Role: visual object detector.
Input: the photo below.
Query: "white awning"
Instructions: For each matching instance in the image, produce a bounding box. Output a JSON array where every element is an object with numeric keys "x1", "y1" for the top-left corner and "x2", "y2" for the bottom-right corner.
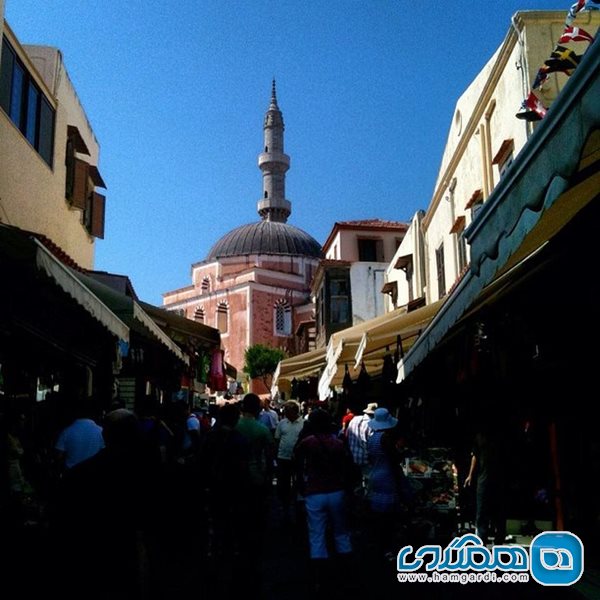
[
  {"x1": 272, "y1": 347, "x2": 327, "y2": 386},
  {"x1": 317, "y1": 300, "x2": 445, "y2": 399},
  {"x1": 35, "y1": 240, "x2": 129, "y2": 342}
]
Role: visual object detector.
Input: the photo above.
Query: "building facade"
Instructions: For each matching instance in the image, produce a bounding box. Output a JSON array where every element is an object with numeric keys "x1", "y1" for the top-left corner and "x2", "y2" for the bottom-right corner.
[
  {"x1": 385, "y1": 10, "x2": 599, "y2": 310},
  {"x1": 312, "y1": 219, "x2": 408, "y2": 349},
  {"x1": 0, "y1": 23, "x2": 107, "y2": 267},
  {"x1": 163, "y1": 83, "x2": 321, "y2": 391}
]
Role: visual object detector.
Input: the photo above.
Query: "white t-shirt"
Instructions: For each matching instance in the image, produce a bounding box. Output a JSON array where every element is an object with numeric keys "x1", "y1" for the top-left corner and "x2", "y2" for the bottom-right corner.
[
  {"x1": 275, "y1": 418, "x2": 304, "y2": 460},
  {"x1": 55, "y1": 418, "x2": 104, "y2": 468},
  {"x1": 182, "y1": 414, "x2": 201, "y2": 451}
]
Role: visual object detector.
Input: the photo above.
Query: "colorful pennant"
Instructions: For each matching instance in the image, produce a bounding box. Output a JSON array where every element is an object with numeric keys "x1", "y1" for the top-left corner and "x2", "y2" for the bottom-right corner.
[{"x1": 558, "y1": 26, "x2": 595, "y2": 44}]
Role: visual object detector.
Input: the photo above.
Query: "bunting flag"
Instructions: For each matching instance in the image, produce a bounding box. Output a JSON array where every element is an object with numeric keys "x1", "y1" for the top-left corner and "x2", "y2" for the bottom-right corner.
[
  {"x1": 532, "y1": 65, "x2": 550, "y2": 90},
  {"x1": 558, "y1": 26, "x2": 595, "y2": 44},
  {"x1": 544, "y1": 45, "x2": 581, "y2": 73},
  {"x1": 566, "y1": 0, "x2": 600, "y2": 24},
  {"x1": 517, "y1": 0, "x2": 598, "y2": 121},
  {"x1": 516, "y1": 92, "x2": 548, "y2": 121}
]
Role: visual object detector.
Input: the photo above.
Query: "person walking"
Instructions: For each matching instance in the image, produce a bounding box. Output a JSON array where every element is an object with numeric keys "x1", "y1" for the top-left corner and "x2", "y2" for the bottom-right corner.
[
  {"x1": 51, "y1": 409, "x2": 147, "y2": 599},
  {"x1": 346, "y1": 402, "x2": 378, "y2": 495},
  {"x1": 258, "y1": 398, "x2": 279, "y2": 435},
  {"x1": 54, "y1": 398, "x2": 104, "y2": 472},
  {"x1": 464, "y1": 424, "x2": 507, "y2": 545},
  {"x1": 274, "y1": 400, "x2": 304, "y2": 522},
  {"x1": 366, "y1": 407, "x2": 407, "y2": 560},
  {"x1": 235, "y1": 394, "x2": 274, "y2": 546},
  {"x1": 294, "y1": 408, "x2": 353, "y2": 592}
]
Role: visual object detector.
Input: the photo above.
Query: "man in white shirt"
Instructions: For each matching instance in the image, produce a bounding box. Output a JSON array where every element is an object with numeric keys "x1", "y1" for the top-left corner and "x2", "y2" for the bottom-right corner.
[
  {"x1": 274, "y1": 400, "x2": 304, "y2": 520},
  {"x1": 346, "y1": 402, "x2": 378, "y2": 493},
  {"x1": 55, "y1": 402, "x2": 104, "y2": 470}
]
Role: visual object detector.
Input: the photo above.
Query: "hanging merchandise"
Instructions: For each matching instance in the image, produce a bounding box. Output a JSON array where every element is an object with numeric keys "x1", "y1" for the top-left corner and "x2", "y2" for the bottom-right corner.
[
  {"x1": 356, "y1": 361, "x2": 371, "y2": 396},
  {"x1": 209, "y1": 348, "x2": 227, "y2": 391},
  {"x1": 196, "y1": 350, "x2": 210, "y2": 384},
  {"x1": 291, "y1": 377, "x2": 299, "y2": 399},
  {"x1": 381, "y1": 351, "x2": 398, "y2": 386},
  {"x1": 342, "y1": 364, "x2": 353, "y2": 395}
]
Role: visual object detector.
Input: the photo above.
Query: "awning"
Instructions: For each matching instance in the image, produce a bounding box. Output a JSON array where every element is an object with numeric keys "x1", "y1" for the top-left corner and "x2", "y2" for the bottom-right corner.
[
  {"x1": 400, "y1": 38, "x2": 600, "y2": 381},
  {"x1": 0, "y1": 225, "x2": 129, "y2": 342},
  {"x1": 139, "y1": 301, "x2": 220, "y2": 348},
  {"x1": 272, "y1": 347, "x2": 327, "y2": 389},
  {"x1": 317, "y1": 299, "x2": 445, "y2": 399},
  {"x1": 30, "y1": 238, "x2": 129, "y2": 342},
  {"x1": 71, "y1": 271, "x2": 187, "y2": 364}
]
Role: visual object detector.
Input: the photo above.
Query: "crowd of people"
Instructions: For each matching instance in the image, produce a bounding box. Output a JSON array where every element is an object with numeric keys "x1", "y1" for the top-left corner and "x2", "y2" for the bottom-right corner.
[{"x1": 0, "y1": 392, "x2": 426, "y2": 598}]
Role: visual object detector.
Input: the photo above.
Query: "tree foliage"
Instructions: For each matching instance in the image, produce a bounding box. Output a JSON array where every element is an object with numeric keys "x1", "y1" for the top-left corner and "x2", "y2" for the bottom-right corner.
[{"x1": 243, "y1": 344, "x2": 286, "y2": 384}]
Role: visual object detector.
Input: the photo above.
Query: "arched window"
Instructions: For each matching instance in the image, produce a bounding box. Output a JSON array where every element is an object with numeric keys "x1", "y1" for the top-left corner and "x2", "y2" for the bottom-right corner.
[
  {"x1": 217, "y1": 302, "x2": 228, "y2": 334},
  {"x1": 194, "y1": 306, "x2": 205, "y2": 323},
  {"x1": 201, "y1": 277, "x2": 210, "y2": 294},
  {"x1": 274, "y1": 299, "x2": 292, "y2": 336}
]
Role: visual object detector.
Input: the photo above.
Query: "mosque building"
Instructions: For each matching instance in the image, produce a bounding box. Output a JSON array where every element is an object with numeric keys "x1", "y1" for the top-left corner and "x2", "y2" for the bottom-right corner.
[{"x1": 162, "y1": 82, "x2": 321, "y2": 393}]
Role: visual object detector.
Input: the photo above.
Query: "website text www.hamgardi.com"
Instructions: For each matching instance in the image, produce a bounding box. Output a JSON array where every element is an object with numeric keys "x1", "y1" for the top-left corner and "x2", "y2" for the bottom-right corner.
[{"x1": 397, "y1": 572, "x2": 530, "y2": 584}]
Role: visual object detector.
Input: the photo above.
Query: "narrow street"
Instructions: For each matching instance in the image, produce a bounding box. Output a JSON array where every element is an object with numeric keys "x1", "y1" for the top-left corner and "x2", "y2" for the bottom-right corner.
[
  {"x1": 149, "y1": 482, "x2": 593, "y2": 600},
  {"x1": 3, "y1": 475, "x2": 597, "y2": 599}
]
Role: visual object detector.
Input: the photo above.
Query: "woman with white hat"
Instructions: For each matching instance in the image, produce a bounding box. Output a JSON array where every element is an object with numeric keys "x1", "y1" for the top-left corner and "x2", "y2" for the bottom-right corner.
[{"x1": 366, "y1": 407, "x2": 405, "y2": 559}]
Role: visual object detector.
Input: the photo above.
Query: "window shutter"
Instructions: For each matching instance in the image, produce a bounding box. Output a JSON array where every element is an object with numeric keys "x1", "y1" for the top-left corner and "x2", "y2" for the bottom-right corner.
[
  {"x1": 71, "y1": 158, "x2": 89, "y2": 209},
  {"x1": 90, "y1": 192, "x2": 106, "y2": 239}
]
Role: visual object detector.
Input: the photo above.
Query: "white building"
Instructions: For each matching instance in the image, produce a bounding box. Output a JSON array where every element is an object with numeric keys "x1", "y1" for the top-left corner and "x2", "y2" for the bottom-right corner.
[{"x1": 386, "y1": 9, "x2": 599, "y2": 309}]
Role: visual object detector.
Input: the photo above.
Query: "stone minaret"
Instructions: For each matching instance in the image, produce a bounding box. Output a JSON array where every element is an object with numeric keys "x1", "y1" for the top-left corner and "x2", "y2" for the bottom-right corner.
[{"x1": 257, "y1": 80, "x2": 291, "y2": 223}]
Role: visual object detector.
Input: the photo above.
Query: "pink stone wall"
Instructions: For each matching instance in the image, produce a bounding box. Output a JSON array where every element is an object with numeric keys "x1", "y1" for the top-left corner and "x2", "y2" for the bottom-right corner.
[{"x1": 164, "y1": 254, "x2": 318, "y2": 388}]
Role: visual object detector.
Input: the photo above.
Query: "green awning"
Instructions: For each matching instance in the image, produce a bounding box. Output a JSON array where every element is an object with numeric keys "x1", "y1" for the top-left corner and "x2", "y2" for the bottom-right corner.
[{"x1": 71, "y1": 270, "x2": 187, "y2": 364}]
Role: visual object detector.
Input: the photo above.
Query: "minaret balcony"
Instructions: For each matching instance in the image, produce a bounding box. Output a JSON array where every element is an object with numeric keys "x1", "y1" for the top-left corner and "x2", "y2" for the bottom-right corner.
[
  {"x1": 258, "y1": 152, "x2": 290, "y2": 169},
  {"x1": 257, "y1": 198, "x2": 291, "y2": 214}
]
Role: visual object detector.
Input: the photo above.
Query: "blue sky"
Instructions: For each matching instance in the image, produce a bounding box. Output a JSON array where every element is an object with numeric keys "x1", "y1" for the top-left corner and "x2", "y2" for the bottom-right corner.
[{"x1": 5, "y1": 0, "x2": 566, "y2": 305}]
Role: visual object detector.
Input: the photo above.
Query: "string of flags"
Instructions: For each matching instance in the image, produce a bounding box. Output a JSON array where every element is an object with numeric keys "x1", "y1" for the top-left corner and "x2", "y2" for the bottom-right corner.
[{"x1": 516, "y1": 0, "x2": 598, "y2": 121}]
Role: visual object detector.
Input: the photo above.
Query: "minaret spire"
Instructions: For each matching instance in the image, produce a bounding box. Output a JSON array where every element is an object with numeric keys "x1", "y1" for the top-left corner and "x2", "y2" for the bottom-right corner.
[
  {"x1": 257, "y1": 81, "x2": 291, "y2": 222},
  {"x1": 270, "y1": 79, "x2": 278, "y2": 109}
]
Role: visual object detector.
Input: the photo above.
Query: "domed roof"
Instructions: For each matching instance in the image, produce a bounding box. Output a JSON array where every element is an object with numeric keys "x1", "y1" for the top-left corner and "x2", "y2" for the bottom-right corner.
[{"x1": 207, "y1": 220, "x2": 321, "y2": 260}]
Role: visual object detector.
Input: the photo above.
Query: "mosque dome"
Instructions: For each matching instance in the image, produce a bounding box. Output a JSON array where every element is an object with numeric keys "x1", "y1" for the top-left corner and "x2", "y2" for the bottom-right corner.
[{"x1": 207, "y1": 220, "x2": 321, "y2": 260}]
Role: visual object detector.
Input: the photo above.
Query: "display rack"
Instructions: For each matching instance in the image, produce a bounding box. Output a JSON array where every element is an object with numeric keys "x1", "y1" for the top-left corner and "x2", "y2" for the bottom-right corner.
[{"x1": 403, "y1": 447, "x2": 459, "y2": 543}]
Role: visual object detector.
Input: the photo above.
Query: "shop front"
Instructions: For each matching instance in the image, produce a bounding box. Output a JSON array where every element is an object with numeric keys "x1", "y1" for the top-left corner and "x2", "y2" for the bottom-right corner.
[{"x1": 0, "y1": 224, "x2": 130, "y2": 554}]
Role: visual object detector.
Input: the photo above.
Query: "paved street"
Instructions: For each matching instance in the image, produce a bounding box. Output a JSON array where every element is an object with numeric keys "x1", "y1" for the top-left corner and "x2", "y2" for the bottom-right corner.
[{"x1": 152, "y1": 485, "x2": 595, "y2": 600}]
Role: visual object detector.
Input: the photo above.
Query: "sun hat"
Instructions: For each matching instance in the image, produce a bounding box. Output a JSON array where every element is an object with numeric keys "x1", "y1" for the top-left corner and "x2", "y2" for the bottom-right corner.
[
  {"x1": 367, "y1": 407, "x2": 398, "y2": 431},
  {"x1": 363, "y1": 402, "x2": 378, "y2": 416}
]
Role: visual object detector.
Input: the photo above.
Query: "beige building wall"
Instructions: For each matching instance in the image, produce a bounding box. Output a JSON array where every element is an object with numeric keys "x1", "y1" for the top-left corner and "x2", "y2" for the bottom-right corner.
[
  {"x1": 0, "y1": 24, "x2": 104, "y2": 269},
  {"x1": 385, "y1": 210, "x2": 426, "y2": 312},
  {"x1": 420, "y1": 11, "x2": 598, "y2": 305}
]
